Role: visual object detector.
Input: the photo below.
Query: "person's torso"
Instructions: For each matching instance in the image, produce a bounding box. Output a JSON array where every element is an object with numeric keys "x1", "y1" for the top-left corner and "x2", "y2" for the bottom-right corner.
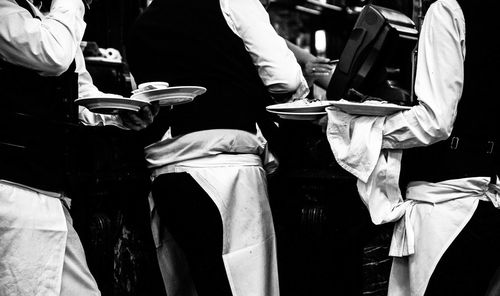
[
  {"x1": 400, "y1": 0, "x2": 499, "y2": 185},
  {"x1": 126, "y1": 0, "x2": 274, "y2": 137},
  {"x1": 0, "y1": 49, "x2": 80, "y2": 192}
]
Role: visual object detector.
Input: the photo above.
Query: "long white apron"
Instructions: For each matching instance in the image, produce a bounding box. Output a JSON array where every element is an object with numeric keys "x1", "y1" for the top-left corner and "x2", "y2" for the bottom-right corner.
[
  {"x1": 146, "y1": 129, "x2": 279, "y2": 296},
  {"x1": 388, "y1": 177, "x2": 500, "y2": 296},
  {"x1": 0, "y1": 180, "x2": 68, "y2": 296},
  {"x1": 325, "y1": 107, "x2": 500, "y2": 296}
]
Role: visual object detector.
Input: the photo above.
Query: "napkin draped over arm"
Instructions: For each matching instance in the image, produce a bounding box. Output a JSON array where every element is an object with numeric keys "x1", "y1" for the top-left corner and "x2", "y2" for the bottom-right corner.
[{"x1": 326, "y1": 107, "x2": 413, "y2": 253}]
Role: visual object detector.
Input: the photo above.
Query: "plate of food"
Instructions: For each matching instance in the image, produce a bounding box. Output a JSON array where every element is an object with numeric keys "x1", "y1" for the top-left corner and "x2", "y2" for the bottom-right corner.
[
  {"x1": 267, "y1": 110, "x2": 327, "y2": 121},
  {"x1": 266, "y1": 99, "x2": 334, "y2": 113},
  {"x1": 75, "y1": 95, "x2": 150, "y2": 114},
  {"x1": 131, "y1": 86, "x2": 207, "y2": 107},
  {"x1": 328, "y1": 99, "x2": 411, "y2": 116}
]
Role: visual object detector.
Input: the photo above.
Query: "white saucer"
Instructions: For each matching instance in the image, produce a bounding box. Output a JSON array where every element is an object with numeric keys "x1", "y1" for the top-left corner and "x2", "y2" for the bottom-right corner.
[
  {"x1": 75, "y1": 96, "x2": 150, "y2": 114},
  {"x1": 131, "y1": 86, "x2": 206, "y2": 107},
  {"x1": 328, "y1": 100, "x2": 411, "y2": 116}
]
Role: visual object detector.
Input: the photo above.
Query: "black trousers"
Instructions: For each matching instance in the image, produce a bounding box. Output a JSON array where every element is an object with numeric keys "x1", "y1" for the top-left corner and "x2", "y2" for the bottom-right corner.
[
  {"x1": 152, "y1": 172, "x2": 233, "y2": 296},
  {"x1": 425, "y1": 201, "x2": 500, "y2": 296}
]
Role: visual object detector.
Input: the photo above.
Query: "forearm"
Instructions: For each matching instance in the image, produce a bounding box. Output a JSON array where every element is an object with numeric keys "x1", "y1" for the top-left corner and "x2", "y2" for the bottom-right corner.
[{"x1": 285, "y1": 40, "x2": 315, "y2": 68}]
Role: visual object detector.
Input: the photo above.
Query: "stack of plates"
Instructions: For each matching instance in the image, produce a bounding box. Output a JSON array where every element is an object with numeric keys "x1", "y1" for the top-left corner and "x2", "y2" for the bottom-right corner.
[
  {"x1": 266, "y1": 100, "x2": 333, "y2": 121},
  {"x1": 76, "y1": 83, "x2": 207, "y2": 115},
  {"x1": 75, "y1": 95, "x2": 150, "y2": 115}
]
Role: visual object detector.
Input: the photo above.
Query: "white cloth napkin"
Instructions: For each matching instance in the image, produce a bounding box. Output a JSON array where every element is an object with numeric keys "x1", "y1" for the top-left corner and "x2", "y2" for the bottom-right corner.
[
  {"x1": 326, "y1": 107, "x2": 383, "y2": 182},
  {"x1": 326, "y1": 107, "x2": 409, "y2": 224}
]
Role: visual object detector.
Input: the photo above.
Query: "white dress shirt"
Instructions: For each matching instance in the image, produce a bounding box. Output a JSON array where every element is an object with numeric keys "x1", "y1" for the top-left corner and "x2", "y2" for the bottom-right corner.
[
  {"x1": 0, "y1": 0, "x2": 126, "y2": 127},
  {"x1": 0, "y1": 0, "x2": 86, "y2": 76},
  {"x1": 381, "y1": 0, "x2": 465, "y2": 149},
  {"x1": 220, "y1": 0, "x2": 307, "y2": 95}
]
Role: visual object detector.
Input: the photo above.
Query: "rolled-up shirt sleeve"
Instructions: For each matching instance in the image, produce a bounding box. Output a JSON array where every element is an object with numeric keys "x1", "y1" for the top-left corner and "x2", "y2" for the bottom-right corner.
[
  {"x1": 220, "y1": 0, "x2": 304, "y2": 94},
  {"x1": 0, "y1": 0, "x2": 86, "y2": 76},
  {"x1": 381, "y1": 1, "x2": 465, "y2": 150},
  {"x1": 75, "y1": 48, "x2": 127, "y2": 128}
]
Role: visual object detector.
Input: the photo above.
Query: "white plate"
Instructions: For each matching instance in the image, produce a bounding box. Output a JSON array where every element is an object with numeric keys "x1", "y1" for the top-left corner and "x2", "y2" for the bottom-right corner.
[
  {"x1": 75, "y1": 96, "x2": 150, "y2": 114},
  {"x1": 267, "y1": 110, "x2": 327, "y2": 121},
  {"x1": 131, "y1": 86, "x2": 206, "y2": 107},
  {"x1": 266, "y1": 100, "x2": 334, "y2": 113},
  {"x1": 328, "y1": 100, "x2": 411, "y2": 116}
]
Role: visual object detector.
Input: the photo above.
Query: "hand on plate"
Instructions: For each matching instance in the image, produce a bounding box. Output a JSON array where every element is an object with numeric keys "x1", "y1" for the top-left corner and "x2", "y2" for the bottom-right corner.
[{"x1": 119, "y1": 102, "x2": 160, "y2": 131}]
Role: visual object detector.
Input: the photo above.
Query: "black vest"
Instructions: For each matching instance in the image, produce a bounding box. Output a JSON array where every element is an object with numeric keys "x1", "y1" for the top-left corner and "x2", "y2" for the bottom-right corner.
[
  {"x1": 126, "y1": 0, "x2": 275, "y2": 139},
  {"x1": 400, "y1": 0, "x2": 499, "y2": 184},
  {"x1": 0, "y1": 2, "x2": 150, "y2": 194},
  {"x1": 0, "y1": 58, "x2": 81, "y2": 192}
]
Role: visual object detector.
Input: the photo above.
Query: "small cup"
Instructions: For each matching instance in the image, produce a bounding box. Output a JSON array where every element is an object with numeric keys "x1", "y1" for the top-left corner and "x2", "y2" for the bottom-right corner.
[
  {"x1": 138, "y1": 81, "x2": 169, "y2": 90},
  {"x1": 132, "y1": 81, "x2": 170, "y2": 95}
]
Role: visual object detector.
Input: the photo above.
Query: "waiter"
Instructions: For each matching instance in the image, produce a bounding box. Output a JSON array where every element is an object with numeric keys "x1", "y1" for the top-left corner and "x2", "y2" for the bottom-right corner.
[
  {"x1": 326, "y1": 0, "x2": 499, "y2": 295},
  {"x1": 392, "y1": 0, "x2": 500, "y2": 295},
  {"x1": 0, "y1": 0, "x2": 156, "y2": 295},
  {"x1": 126, "y1": 0, "x2": 308, "y2": 295}
]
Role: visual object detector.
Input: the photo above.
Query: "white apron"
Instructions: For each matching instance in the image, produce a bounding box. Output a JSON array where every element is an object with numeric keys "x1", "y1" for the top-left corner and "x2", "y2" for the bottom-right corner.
[
  {"x1": 0, "y1": 180, "x2": 68, "y2": 296},
  {"x1": 388, "y1": 177, "x2": 500, "y2": 296},
  {"x1": 146, "y1": 129, "x2": 279, "y2": 296},
  {"x1": 325, "y1": 108, "x2": 500, "y2": 296}
]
